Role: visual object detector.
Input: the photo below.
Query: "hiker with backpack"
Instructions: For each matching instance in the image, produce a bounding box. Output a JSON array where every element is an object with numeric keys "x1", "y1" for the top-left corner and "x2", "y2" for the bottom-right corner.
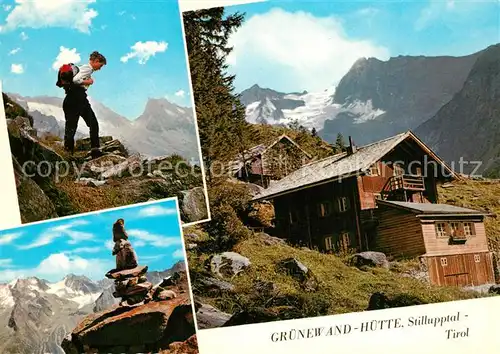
[{"x1": 56, "y1": 51, "x2": 107, "y2": 159}]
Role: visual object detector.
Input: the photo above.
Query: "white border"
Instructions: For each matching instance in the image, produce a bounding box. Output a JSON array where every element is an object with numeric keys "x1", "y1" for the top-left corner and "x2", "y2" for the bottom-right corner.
[
  {"x1": 0, "y1": 81, "x2": 22, "y2": 229},
  {"x1": 177, "y1": 3, "x2": 212, "y2": 228}
]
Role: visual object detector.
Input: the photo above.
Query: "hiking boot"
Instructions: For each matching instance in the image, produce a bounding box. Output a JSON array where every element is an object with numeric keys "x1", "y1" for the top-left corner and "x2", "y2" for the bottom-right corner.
[{"x1": 90, "y1": 148, "x2": 104, "y2": 159}]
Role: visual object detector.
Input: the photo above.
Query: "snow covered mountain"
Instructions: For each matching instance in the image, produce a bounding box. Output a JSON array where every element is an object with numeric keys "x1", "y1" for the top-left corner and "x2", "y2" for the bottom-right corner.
[
  {"x1": 239, "y1": 50, "x2": 483, "y2": 146},
  {"x1": 6, "y1": 93, "x2": 200, "y2": 161},
  {"x1": 239, "y1": 84, "x2": 337, "y2": 130},
  {"x1": 0, "y1": 260, "x2": 186, "y2": 353}
]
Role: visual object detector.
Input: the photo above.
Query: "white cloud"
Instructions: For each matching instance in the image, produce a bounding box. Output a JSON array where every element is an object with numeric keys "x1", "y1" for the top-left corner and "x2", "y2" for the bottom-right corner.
[
  {"x1": 105, "y1": 240, "x2": 114, "y2": 250},
  {"x1": 66, "y1": 246, "x2": 102, "y2": 254},
  {"x1": 3, "y1": 5, "x2": 12, "y2": 12},
  {"x1": 20, "y1": 31, "x2": 28, "y2": 40},
  {"x1": 18, "y1": 219, "x2": 93, "y2": 250},
  {"x1": 175, "y1": 90, "x2": 185, "y2": 98},
  {"x1": 172, "y1": 249, "x2": 184, "y2": 259},
  {"x1": 8, "y1": 47, "x2": 20, "y2": 55},
  {"x1": 52, "y1": 46, "x2": 81, "y2": 71},
  {"x1": 226, "y1": 8, "x2": 390, "y2": 91},
  {"x1": 0, "y1": 253, "x2": 112, "y2": 283},
  {"x1": 415, "y1": 0, "x2": 491, "y2": 30},
  {"x1": 0, "y1": 259, "x2": 14, "y2": 268},
  {"x1": 127, "y1": 229, "x2": 182, "y2": 248},
  {"x1": 120, "y1": 41, "x2": 168, "y2": 64},
  {"x1": 138, "y1": 205, "x2": 177, "y2": 217},
  {"x1": 0, "y1": 232, "x2": 22, "y2": 245},
  {"x1": 11, "y1": 63, "x2": 24, "y2": 74},
  {"x1": 0, "y1": 0, "x2": 98, "y2": 33},
  {"x1": 118, "y1": 11, "x2": 126, "y2": 16}
]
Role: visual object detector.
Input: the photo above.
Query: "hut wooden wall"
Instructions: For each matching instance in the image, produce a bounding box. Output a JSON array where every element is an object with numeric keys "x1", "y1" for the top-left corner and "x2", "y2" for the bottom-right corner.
[
  {"x1": 425, "y1": 252, "x2": 495, "y2": 286},
  {"x1": 373, "y1": 206, "x2": 426, "y2": 257},
  {"x1": 421, "y1": 218, "x2": 489, "y2": 256}
]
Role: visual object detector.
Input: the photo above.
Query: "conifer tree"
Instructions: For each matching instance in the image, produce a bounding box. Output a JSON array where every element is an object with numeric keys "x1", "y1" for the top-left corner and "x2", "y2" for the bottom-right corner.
[
  {"x1": 183, "y1": 8, "x2": 253, "y2": 180},
  {"x1": 335, "y1": 132, "x2": 346, "y2": 152}
]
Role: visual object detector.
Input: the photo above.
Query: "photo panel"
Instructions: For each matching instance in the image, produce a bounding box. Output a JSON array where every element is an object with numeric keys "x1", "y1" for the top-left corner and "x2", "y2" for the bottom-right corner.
[
  {"x1": 178, "y1": 0, "x2": 500, "y2": 352},
  {"x1": 0, "y1": 197, "x2": 200, "y2": 353},
  {"x1": 0, "y1": 0, "x2": 210, "y2": 229}
]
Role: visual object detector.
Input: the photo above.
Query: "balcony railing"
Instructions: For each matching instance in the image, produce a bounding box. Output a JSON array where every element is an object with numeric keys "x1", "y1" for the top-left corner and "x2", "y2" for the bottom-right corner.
[{"x1": 381, "y1": 174, "x2": 425, "y2": 197}]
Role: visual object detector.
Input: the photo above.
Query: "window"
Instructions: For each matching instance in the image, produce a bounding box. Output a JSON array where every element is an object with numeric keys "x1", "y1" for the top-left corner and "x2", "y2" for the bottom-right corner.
[
  {"x1": 435, "y1": 222, "x2": 448, "y2": 238},
  {"x1": 450, "y1": 222, "x2": 461, "y2": 236},
  {"x1": 440, "y1": 257, "x2": 448, "y2": 266},
  {"x1": 337, "y1": 197, "x2": 349, "y2": 212},
  {"x1": 317, "y1": 201, "x2": 332, "y2": 217},
  {"x1": 474, "y1": 254, "x2": 481, "y2": 263},
  {"x1": 369, "y1": 163, "x2": 380, "y2": 176},
  {"x1": 325, "y1": 236, "x2": 333, "y2": 251},
  {"x1": 463, "y1": 222, "x2": 475, "y2": 237}
]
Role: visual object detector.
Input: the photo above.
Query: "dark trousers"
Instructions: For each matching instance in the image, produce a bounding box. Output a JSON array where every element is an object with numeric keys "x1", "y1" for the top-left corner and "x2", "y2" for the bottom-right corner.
[{"x1": 63, "y1": 87, "x2": 100, "y2": 151}]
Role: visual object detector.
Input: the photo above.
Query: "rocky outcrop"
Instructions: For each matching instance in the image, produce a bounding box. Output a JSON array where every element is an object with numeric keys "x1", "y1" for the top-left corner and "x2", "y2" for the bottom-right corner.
[
  {"x1": 181, "y1": 186, "x2": 209, "y2": 222},
  {"x1": 350, "y1": 251, "x2": 390, "y2": 269},
  {"x1": 366, "y1": 292, "x2": 428, "y2": 310},
  {"x1": 61, "y1": 295, "x2": 197, "y2": 353},
  {"x1": 207, "y1": 252, "x2": 251, "y2": 278},
  {"x1": 279, "y1": 257, "x2": 319, "y2": 292},
  {"x1": 195, "y1": 302, "x2": 232, "y2": 330}
]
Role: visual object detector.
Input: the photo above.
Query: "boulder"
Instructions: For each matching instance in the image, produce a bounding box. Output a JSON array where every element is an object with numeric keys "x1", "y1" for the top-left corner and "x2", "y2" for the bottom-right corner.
[
  {"x1": 253, "y1": 280, "x2": 277, "y2": 296},
  {"x1": 75, "y1": 177, "x2": 106, "y2": 187},
  {"x1": 367, "y1": 292, "x2": 428, "y2": 310},
  {"x1": 258, "y1": 233, "x2": 286, "y2": 246},
  {"x1": 488, "y1": 284, "x2": 500, "y2": 295},
  {"x1": 160, "y1": 334, "x2": 198, "y2": 354},
  {"x1": 12, "y1": 156, "x2": 58, "y2": 223},
  {"x1": 100, "y1": 154, "x2": 143, "y2": 179},
  {"x1": 350, "y1": 251, "x2": 390, "y2": 269},
  {"x1": 65, "y1": 295, "x2": 195, "y2": 351},
  {"x1": 194, "y1": 276, "x2": 235, "y2": 295},
  {"x1": 278, "y1": 257, "x2": 319, "y2": 292},
  {"x1": 207, "y1": 252, "x2": 251, "y2": 278},
  {"x1": 105, "y1": 265, "x2": 148, "y2": 280},
  {"x1": 113, "y1": 282, "x2": 153, "y2": 297},
  {"x1": 84, "y1": 154, "x2": 127, "y2": 175},
  {"x1": 222, "y1": 308, "x2": 282, "y2": 327},
  {"x1": 155, "y1": 290, "x2": 177, "y2": 301},
  {"x1": 181, "y1": 187, "x2": 208, "y2": 222},
  {"x1": 195, "y1": 303, "x2": 232, "y2": 330}
]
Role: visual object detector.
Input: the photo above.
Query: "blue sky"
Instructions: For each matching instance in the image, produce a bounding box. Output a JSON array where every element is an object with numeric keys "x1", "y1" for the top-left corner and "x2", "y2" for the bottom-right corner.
[
  {"x1": 0, "y1": 0, "x2": 193, "y2": 119},
  {"x1": 222, "y1": 0, "x2": 500, "y2": 93},
  {"x1": 0, "y1": 199, "x2": 186, "y2": 283}
]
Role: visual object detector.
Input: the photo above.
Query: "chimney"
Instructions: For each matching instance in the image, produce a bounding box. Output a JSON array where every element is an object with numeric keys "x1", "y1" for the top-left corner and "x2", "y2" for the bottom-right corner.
[{"x1": 347, "y1": 136, "x2": 357, "y2": 155}]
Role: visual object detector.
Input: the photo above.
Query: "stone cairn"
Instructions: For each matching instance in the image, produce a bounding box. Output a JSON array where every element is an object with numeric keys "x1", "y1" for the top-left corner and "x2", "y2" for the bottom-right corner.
[{"x1": 105, "y1": 218, "x2": 153, "y2": 306}]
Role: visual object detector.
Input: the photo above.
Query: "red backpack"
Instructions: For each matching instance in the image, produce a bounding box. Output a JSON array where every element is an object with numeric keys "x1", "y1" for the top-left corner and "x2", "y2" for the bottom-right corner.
[{"x1": 56, "y1": 63, "x2": 79, "y2": 88}]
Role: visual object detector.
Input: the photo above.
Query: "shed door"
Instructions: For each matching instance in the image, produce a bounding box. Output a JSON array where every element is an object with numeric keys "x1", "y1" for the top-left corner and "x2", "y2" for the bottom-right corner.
[{"x1": 440, "y1": 255, "x2": 471, "y2": 287}]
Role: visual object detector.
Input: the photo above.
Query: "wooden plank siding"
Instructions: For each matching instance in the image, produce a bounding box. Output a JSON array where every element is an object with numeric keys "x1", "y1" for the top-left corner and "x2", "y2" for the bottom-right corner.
[
  {"x1": 420, "y1": 219, "x2": 489, "y2": 256},
  {"x1": 272, "y1": 177, "x2": 361, "y2": 252},
  {"x1": 373, "y1": 206, "x2": 426, "y2": 257},
  {"x1": 426, "y1": 252, "x2": 495, "y2": 286}
]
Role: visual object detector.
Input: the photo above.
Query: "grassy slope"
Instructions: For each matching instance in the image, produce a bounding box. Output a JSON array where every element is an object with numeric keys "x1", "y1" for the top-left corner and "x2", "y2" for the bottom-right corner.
[
  {"x1": 186, "y1": 232, "x2": 484, "y2": 318},
  {"x1": 186, "y1": 178, "x2": 500, "y2": 318}
]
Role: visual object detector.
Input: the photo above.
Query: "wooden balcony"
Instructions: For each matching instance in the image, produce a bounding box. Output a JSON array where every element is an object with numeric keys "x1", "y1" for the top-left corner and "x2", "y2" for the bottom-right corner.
[{"x1": 380, "y1": 174, "x2": 425, "y2": 200}]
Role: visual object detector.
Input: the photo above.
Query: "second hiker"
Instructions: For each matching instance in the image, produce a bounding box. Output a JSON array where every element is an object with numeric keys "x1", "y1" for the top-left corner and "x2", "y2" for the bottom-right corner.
[{"x1": 58, "y1": 51, "x2": 107, "y2": 158}]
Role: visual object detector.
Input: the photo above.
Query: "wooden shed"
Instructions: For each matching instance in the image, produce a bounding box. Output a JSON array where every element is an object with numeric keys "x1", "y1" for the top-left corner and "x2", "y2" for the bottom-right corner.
[{"x1": 375, "y1": 200, "x2": 495, "y2": 287}]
